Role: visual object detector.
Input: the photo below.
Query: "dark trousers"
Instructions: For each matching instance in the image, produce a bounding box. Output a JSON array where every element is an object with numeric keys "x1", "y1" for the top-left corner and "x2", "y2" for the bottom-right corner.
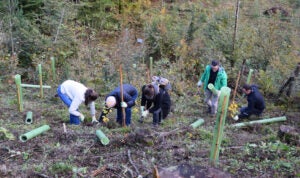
[
  {"x1": 238, "y1": 107, "x2": 264, "y2": 119},
  {"x1": 116, "y1": 92, "x2": 138, "y2": 126},
  {"x1": 116, "y1": 107, "x2": 132, "y2": 126},
  {"x1": 152, "y1": 107, "x2": 170, "y2": 125}
]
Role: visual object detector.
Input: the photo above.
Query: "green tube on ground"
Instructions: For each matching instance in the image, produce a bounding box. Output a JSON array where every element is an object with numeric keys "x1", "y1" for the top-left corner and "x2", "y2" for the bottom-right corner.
[
  {"x1": 15, "y1": 74, "x2": 23, "y2": 112},
  {"x1": 96, "y1": 130, "x2": 110, "y2": 145},
  {"x1": 25, "y1": 111, "x2": 33, "y2": 124},
  {"x1": 231, "y1": 116, "x2": 287, "y2": 128},
  {"x1": 208, "y1": 83, "x2": 218, "y2": 95},
  {"x1": 19, "y1": 125, "x2": 50, "y2": 142},
  {"x1": 190, "y1": 119, "x2": 205, "y2": 129}
]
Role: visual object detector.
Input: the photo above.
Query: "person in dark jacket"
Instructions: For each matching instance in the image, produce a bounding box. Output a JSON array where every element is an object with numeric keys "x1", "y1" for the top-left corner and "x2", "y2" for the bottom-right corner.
[
  {"x1": 234, "y1": 84, "x2": 265, "y2": 120},
  {"x1": 140, "y1": 83, "x2": 171, "y2": 126},
  {"x1": 98, "y1": 84, "x2": 138, "y2": 126}
]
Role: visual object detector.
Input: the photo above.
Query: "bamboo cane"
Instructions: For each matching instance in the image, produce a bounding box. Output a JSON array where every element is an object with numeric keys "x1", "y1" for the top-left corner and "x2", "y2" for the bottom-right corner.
[{"x1": 119, "y1": 65, "x2": 126, "y2": 127}]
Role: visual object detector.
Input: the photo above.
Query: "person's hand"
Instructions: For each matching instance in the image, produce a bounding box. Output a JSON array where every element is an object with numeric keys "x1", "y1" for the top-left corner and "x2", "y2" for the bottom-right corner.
[
  {"x1": 197, "y1": 81, "x2": 202, "y2": 87},
  {"x1": 233, "y1": 115, "x2": 239, "y2": 121},
  {"x1": 79, "y1": 113, "x2": 85, "y2": 121},
  {"x1": 142, "y1": 110, "x2": 149, "y2": 117},
  {"x1": 140, "y1": 106, "x2": 145, "y2": 113},
  {"x1": 91, "y1": 116, "x2": 99, "y2": 123},
  {"x1": 121, "y1": 102, "x2": 127, "y2": 108}
]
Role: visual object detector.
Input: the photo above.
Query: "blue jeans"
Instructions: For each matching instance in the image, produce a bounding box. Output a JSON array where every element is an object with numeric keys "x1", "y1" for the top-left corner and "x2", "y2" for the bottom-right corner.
[
  {"x1": 116, "y1": 92, "x2": 138, "y2": 126},
  {"x1": 57, "y1": 85, "x2": 80, "y2": 125}
]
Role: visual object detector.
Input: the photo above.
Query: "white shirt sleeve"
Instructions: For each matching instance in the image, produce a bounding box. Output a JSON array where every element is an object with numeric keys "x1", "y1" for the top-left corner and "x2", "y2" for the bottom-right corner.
[{"x1": 68, "y1": 97, "x2": 82, "y2": 116}]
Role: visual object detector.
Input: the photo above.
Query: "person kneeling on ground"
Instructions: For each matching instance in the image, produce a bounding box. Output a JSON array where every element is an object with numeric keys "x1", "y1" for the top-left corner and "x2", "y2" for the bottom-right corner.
[
  {"x1": 234, "y1": 84, "x2": 265, "y2": 121},
  {"x1": 140, "y1": 80, "x2": 171, "y2": 127},
  {"x1": 98, "y1": 84, "x2": 138, "y2": 126},
  {"x1": 57, "y1": 80, "x2": 99, "y2": 125}
]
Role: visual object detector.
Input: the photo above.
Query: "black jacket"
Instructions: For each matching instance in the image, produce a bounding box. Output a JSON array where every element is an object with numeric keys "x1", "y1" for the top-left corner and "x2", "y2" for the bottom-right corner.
[
  {"x1": 141, "y1": 85, "x2": 171, "y2": 113},
  {"x1": 245, "y1": 85, "x2": 265, "y2": 114}
]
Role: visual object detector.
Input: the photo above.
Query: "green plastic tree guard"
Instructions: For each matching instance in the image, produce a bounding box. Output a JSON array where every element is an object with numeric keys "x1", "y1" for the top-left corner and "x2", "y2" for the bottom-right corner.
[
  {"x1": 96, "y1": 129, "x2": 110, "y2": 145},
  {"x1": 208, "y1": 84, "x2": 219, "y2": 95},
  {"x1": 246, "y1": 69, "x2": 253, "y2": 84},
  {"x1": 15, "y1": 74, "x2": 23, "y2": 112},
  {"x1": 231, "y1": 116, "x2": 287, "y2": 128},
  {"x1": 25, "y1": 111, "x2": 33, "y2": 124},
  {"x1": 210, "y1": 86, "x2": 231, "y2": 165},
  {"x1": 20, "y1": 84, "x2": 51, "y2": 88},
  {"x1": 190, "y1": 119, "x2": 205, "y2": 129},
  {"x1": 51, "y1": 57, "x2": 56, "y2": 81},
  {"x1": 19, "y1": 125, "x2": 50, "y2": 142},
  {"x1": 38, "y1": 64, "x2": 43, "y2": 98}
]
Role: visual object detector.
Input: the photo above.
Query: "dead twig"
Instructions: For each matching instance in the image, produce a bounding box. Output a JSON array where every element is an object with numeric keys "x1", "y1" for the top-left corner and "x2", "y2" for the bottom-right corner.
[
  {"x1": 33, "y1": 172, "x2": 49, "y2": 178},
  {"x1": 155, "y1": 126, "x2": 192, "y2": 139},
  {"x1": 127, "y1": 149, "x2": 140, "y2": 176},
  {"x1": 153, "y1": 165, "x2": 160, "y2": 178},
  {"x1": 121, "y1": 164, "x2": 134, "y2": 178},
  {"x1": 91, "y1": 165, "x2": 107, "y2": 177}
]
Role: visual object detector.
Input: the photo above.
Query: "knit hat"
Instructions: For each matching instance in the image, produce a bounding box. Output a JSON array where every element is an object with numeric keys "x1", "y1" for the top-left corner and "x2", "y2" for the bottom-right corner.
[{"x1": 106, "y1": 96, "x2": 116, "y2": 108}]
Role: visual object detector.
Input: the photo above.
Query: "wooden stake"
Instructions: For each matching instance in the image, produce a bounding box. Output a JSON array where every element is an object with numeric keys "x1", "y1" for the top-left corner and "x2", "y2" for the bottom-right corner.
[
  {"x1": 119, "y1": 65, "x2": 126, "y2": 127},
  {"x1": 232, "y1": 70, "x2": 241, "y2": 100}
]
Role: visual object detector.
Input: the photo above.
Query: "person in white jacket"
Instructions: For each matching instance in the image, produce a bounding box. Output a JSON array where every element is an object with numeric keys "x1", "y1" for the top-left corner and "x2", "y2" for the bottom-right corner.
[{"x1": 57, "y1": 80, "x2": 99, "y2": 125}]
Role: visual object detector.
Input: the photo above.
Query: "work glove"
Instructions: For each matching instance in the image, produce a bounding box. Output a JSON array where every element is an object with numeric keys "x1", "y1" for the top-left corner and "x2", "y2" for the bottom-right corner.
[
  {"x1": 121, "y1": 102, "x2": 128, "y2": 108},
  {"x1": 233, "y1": 115, "x2": 239, "y2": 121},
  {"x1": 197, "y1": 81, "x2": 203, "y2": 87},
  {"x1": 91, "y1": 116, "x2": 99, "y2": 123},
  {"x1": 79, "y1": 113, "x2": 85, "y2": 122},
  {"x1": 142, "y1": 110, "x2": 149, "y2": 117},
  {"x1": 140, "y1": 106, "x2": 145, "y2": 113}
]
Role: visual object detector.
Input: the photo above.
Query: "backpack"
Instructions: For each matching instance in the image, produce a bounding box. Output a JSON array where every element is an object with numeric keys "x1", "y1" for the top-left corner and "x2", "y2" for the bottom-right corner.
[{"x1": 152, "y1": 76, "x2": 172, "y2": 91}]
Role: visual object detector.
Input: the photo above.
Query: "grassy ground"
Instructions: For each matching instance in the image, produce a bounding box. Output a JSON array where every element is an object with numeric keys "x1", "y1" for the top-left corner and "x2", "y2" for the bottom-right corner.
[{"x1": 0, "y1": 80, "x2": 299, "y2": 178}]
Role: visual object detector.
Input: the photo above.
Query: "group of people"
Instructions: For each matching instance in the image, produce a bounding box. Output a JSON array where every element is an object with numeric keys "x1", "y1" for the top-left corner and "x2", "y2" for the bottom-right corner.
[
  {"x1": 57, "y1": 76, "x2": 171, "y2": 126},
  {"x1": 57, "y1": 60, "x2": 266, "y2": 126},
  {"x1": 197, "y1": 60, "x2": 265, "y2": 120}
]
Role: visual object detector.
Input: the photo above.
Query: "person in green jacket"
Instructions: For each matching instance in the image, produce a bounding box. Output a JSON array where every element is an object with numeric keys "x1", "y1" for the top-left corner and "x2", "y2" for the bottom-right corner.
[{"x1": 197, "y1": 60, "x2": 227, "y2": 116}]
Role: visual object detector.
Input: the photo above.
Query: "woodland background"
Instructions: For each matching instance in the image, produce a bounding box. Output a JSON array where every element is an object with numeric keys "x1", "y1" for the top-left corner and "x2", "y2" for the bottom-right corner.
[{"x1": 0, "y1": 0, "x2": 299, "y2": 177}]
